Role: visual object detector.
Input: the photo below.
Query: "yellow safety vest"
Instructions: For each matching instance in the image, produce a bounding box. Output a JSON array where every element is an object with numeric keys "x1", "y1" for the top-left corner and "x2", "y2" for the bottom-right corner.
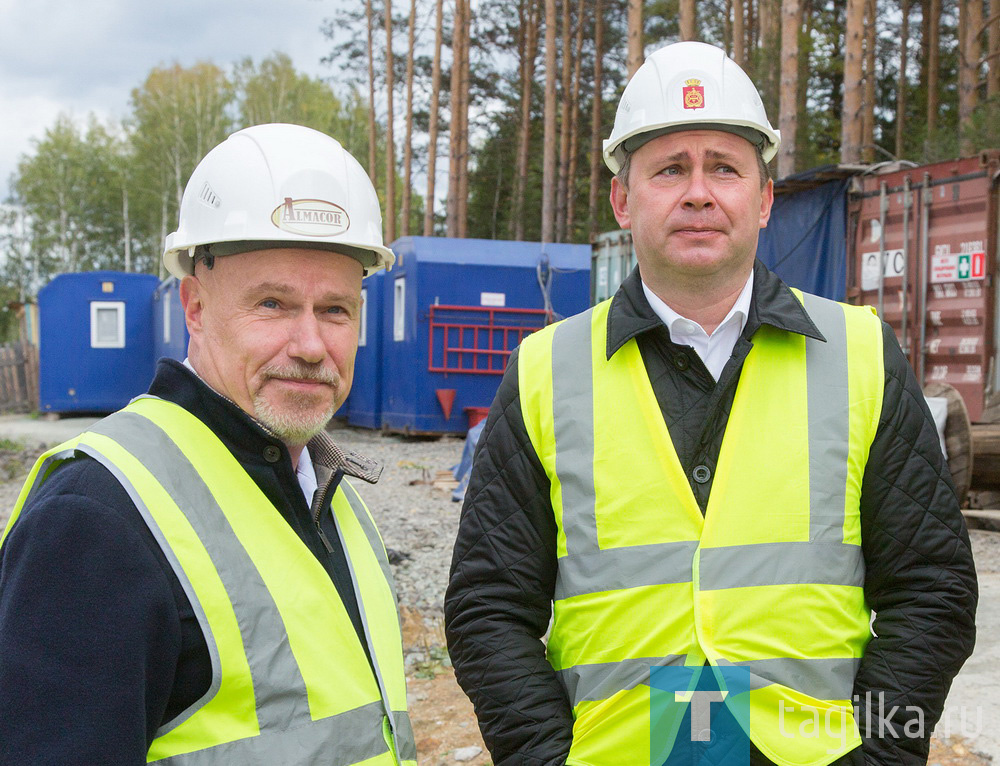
[
  {"x1": 517, "y1": 291, "x2": 883, "y2": 766},
  {"x1": 2, "y1": 396, "x2": 416, "y2": 766}
]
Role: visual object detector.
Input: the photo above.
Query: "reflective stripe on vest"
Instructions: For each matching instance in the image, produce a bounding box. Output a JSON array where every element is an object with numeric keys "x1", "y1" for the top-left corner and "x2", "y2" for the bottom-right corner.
[
  {"x1": 518, "y1": 291, "x2": 883, "y2": 766},
  {"x1": 2, "y1": 397, "x2": 416, "y2": 766}
]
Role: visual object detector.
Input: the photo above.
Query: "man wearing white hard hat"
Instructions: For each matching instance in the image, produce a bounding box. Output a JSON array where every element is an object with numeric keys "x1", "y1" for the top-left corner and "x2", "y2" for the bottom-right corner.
[
  {"x1": 446, "y1": 42, "x2": 976, "y2": 765},
  {"x1": 0, "y1": 124, "x2": 416, "y2": 765}
]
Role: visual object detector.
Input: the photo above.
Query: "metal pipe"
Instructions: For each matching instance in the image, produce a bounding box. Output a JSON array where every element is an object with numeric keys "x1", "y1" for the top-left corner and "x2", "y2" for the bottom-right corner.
[
  {"x1": 918, "y1": 172, "x2": 932, "y2": 385},
  {"x1": 877, "y1": 182, "x2": 888, "y2": 318},
  {"x1": 901, "y1": 176, "x2": 911, "y2": 357}
]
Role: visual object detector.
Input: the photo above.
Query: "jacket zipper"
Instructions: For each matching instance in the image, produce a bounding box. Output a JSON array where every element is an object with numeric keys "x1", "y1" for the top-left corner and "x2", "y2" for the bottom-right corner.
[{"x1": 312, "y1": 468, "x2": 345, "y2": 553}]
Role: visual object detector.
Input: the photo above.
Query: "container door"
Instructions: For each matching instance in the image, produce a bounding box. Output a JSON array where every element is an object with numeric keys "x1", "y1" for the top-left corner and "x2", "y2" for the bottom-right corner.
[{"x1": 848, "y1": 155, "x2": 998, "y2": 423}]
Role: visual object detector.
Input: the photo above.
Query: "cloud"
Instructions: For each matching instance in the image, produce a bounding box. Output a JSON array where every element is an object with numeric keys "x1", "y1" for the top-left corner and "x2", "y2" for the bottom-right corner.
[{"x1": 0, "y1": 0, "x2": 338, "y2": 194}]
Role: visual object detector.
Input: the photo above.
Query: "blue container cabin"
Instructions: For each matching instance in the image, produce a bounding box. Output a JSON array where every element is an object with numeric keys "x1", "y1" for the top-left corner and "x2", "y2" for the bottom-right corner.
[
  {"x1": 342, "y1": 268, "x2": 386, "y2": 428},
  {"x1": 39, "y1": 271, "x2": 160, "y2": 413},
  {"x1": 152, "y1": 276, "x2": 190, "y2": 363},
  {"x1": 379, "y1": 236, "x2": 591, "y2": 434}
]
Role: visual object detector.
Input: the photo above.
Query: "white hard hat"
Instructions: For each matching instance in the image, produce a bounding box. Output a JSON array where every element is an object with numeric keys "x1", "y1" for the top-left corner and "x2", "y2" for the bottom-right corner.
[
  {"x1": 603, "y1": 41, "x2": 780, "y2": 174},
  {"x1": 163, "y1": 123, "x2": 395, "y2": 279}
]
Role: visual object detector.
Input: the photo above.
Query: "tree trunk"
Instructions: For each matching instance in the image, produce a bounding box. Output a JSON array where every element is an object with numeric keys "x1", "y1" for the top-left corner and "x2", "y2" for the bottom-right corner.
[
  {"x1": 627, "y1": 0, "x2": 643, "y2": 77},
  {"x1": 541, "y1": 0, "x2": 558, "y2": 243},
  {"x1": 797, "y1": 0, "x2": 813, "y2": 151},
  {"x1": 447, "y1": 0, "x2": 463, "y2": 237},
  {"x1": 680, "y1": 0, "x2": 696, "y2": 40},
  {"x1": 760, "y1": 0, "x2": 781, "y2": 122},
  {"x1": 511, "y1": 0, "x2": 539, "y2": 241},
  {"x1": 402, "y1": 0, "x2": 417, "y2": 236},
  {"x1": 778, "y1": 0, "x2": 800, "y2": 178},
  {"x1": 457, "y1": 0, "x2": 471, "y2": 237},
  {"x1": 895, "y1": 0, "x2": 910, "y2": 159},
  {"x1": 840, "y1": 0, "x2": 864, "y2": 162},
  {"x1": 366, "y1": 0, "x2": 377, "y2": 180},
  {"x1": 927, "y1": 0, "x2": 941, "y2": 141},
  {"x1": 860, "y1": 0, "x2": 876, "y2": 162},
  {"x1": 384, "y1": 0, "x2": 397, "y2": 244},
  {"x1": 424, "y1": 0, "x2": 444, "y2": 236},
  {"x1": 556, "y1": 0, "x2": 572, "y2": 242},
  {"x1": 959, "y1": 0, "x2": 983, "y2": 156},
  {"x1": 990, "y1": 0, "x2": 1000, "y2": 98},
  {"x1": 733, "y1": 0, "x2": 746, "y2": 67},
  {"x1": 565, "y1": 0, "x2": 586, "y2": 240},
  {"x1": 588, "y1": 0, "x2": 605, "y2": 239},
  {"x1": 122, "y1": 185, "x2": 131, "y2": 272}
]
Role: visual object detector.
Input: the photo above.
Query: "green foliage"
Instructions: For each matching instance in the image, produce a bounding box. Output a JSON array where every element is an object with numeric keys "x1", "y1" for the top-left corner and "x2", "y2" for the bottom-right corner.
[{"x1": 4, "y1": 53, "x2": 424, "y2": 294}]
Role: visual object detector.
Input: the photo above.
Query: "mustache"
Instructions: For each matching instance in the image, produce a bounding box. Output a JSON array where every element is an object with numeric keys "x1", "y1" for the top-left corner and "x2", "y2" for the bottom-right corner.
[{"x1": 261, "y1": 364, "x2": 339, "y2": 386}]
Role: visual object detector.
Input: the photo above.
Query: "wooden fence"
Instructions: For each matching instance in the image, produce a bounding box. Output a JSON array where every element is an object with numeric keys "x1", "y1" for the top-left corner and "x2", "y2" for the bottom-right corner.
[{"x1": 0, "y1": 342, "x2": 38, "y2": 413}]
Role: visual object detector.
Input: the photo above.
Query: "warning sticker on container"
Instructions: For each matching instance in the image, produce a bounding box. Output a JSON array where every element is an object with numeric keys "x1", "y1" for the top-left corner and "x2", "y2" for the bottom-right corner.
[
  {"x1": 480, "y1": 291, "x2": 506, "y2": 307},
  {"x1": 930, "y1": 252, "x2": 986, "y2": 283},
  {"x1": 860, "y1": 250, "x2": 905, "y2": 291}
]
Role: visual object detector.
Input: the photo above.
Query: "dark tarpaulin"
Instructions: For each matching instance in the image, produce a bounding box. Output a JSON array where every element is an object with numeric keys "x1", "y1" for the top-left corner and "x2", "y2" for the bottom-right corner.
[{"x1": 756, "y1": 179, "x2": 849, "y2": 301}]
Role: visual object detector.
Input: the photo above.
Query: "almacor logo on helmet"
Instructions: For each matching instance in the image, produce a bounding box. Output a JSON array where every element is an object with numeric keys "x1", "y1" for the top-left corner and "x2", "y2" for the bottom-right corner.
[
  {"x1": 682, "y1": 78, "x2": 705, "y2": 110},
  {"x1": 271, "y1": 198, "x2": 351, "y2": 237}
]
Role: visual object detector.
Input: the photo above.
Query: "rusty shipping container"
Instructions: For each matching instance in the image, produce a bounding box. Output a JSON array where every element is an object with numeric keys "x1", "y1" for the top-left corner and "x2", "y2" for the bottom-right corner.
[{"x1": 847, "y1": 152, "x2": 1000, "y2": 423}]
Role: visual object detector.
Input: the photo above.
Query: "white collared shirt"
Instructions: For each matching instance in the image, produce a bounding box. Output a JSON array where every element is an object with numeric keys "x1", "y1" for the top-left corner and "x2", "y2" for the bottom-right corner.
[
  {"x1": 641, "y1": 272, "x2": 754, "y2": 381},
  {"x1": 183, "y1": 357, "x2": 318, "y2": 504}
]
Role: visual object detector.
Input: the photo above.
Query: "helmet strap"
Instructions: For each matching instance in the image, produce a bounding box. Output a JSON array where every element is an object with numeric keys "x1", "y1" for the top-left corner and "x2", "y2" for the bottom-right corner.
[{"x1": 193, "y1": 246, "x2": 216, "y2": 271}]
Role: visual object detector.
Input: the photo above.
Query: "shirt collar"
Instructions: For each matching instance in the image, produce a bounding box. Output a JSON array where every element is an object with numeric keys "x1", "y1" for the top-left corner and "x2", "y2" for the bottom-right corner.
[
  {"x1": 640, "y1": 270, "x2": 753, "y2": 340},
  {"x1": 606, "y1": 259, "x2": 825, "y2": 359}
]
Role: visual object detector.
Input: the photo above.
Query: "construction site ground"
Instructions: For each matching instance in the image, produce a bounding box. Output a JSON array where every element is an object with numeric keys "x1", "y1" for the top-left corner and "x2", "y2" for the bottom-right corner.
[{"x1": 0, "y1": 412, "x2": 994, "y2": 764}]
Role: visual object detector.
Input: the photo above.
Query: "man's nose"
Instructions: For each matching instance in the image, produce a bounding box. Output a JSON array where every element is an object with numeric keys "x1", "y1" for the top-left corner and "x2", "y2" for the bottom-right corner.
[
  {"x1": 287, "y1": 312, "x2": 326, "y2": 364},
  {"x1": 682, "y1": 169, "x2": 714, "y2": 209}
]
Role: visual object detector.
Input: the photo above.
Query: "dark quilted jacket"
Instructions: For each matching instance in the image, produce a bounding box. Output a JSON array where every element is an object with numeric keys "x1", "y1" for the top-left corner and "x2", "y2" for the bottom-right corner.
[{"x1": 445, "y1": 262, "x2": 978, "y2": 766}]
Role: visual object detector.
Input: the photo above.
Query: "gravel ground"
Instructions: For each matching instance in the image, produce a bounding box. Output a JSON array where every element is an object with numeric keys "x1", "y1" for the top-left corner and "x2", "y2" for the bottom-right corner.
[{"x1": 326, "y1": 424, "x2": 467, "y2": 613}]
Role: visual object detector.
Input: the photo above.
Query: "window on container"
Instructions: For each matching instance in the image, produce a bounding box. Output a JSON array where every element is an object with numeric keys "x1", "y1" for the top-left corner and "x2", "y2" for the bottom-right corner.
[
  {"x1": 393, "y1": 278, "x2": 406, "y2": 342},
  {"x1": 359, "y1": 288, "x2": 368, "y2": 347},
  {"x1": 163, "y1": 291, "x2": 171, "y2": 344},
  {"x1": 91, "y1": 301, "x2": 125, "y2": 348}
]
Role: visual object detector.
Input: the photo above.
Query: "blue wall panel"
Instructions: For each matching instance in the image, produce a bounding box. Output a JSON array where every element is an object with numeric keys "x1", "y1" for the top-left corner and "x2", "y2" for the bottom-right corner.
[
  {"x1": 152, "y1": 276, "x2": 189, "y2": 363},
  {"x1": 39, "y1": 271, "x2": 159, "y2": 413},
  {"x1": 379, "y1": 236, "x2": 591, "y2": 434},
  {"x1": 343, "y1": 269, "x2": 385, "y2": 428}
]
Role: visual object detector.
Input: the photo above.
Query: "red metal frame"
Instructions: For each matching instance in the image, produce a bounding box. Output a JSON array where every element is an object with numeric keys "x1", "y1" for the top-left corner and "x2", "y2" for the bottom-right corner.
[{"x1": 428, "y1": 304, "x2": 548, "y2": 374}]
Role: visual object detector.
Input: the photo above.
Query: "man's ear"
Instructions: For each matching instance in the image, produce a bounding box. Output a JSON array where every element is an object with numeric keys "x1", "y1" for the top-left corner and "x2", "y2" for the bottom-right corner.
[
  {"x1": 610, "y1": 176, "x2": 632, "y2": 229},
  {"x1": 179, "y1": 275, "x2": 204, "y2": 336}
]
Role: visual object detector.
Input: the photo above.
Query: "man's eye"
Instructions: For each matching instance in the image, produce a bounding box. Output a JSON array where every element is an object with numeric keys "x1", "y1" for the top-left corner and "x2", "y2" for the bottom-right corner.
[
  {"x1": 260, "y1": 299, "x2": 279, "y2": 309},
  {"x1": 326, "y1": 305, "x2": 346, "y2": 315}
]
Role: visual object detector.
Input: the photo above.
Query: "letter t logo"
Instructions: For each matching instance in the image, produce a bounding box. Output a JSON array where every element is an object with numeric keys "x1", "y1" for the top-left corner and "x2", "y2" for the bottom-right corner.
[{"x1": 678, "y1": 690, "x2": 728, "y2": 742}]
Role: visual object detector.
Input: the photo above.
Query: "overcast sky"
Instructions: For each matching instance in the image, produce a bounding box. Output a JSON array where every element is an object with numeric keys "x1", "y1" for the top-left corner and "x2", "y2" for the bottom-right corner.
[{"x1": 0, "y1": 0, "x2": 346, "y2": 196}]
